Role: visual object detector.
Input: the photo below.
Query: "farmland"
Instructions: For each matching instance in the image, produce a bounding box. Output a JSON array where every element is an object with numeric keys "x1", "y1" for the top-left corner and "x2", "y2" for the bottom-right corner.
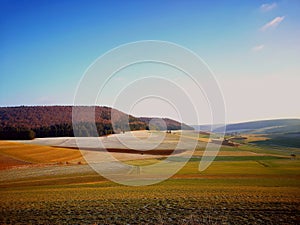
[{"x1": 0, "y1": 131, "x2": 299, "y2": 224}]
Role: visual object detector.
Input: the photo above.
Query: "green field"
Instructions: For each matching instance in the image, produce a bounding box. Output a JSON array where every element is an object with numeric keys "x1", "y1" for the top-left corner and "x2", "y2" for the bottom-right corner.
[
  {"x1": 251, "y1": 133, "x2": 300, "y2": 148},
  {"x1": 0, "y1": 132, "x2": 299, "y2": 224}
]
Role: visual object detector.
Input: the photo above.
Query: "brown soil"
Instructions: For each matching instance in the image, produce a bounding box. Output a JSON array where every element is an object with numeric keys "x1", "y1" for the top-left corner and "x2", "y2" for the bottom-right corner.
[
  {"x1": 52, "y1": 146, "x2": 186, "y2": 155},
  {"x1": 0, "y1": 153, "x2": 32, "y2": 170}
]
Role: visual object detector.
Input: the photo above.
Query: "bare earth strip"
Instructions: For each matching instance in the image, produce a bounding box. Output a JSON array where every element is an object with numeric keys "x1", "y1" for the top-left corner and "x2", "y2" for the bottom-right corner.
[{"x1": 0, "y1": 153, "x2": 32, "y2": 170}]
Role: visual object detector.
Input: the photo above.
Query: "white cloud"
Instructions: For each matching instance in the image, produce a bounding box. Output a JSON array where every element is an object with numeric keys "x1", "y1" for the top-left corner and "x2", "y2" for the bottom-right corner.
[
  {"x1": 260, "y1": 3, "x2": 277, "y2": 12},
  {"x1": 261, "y1": 16, "x2": 285, "y2": 31},
  {"x1": 252, "y1": 44, "x2": 265, "y2": 52}
]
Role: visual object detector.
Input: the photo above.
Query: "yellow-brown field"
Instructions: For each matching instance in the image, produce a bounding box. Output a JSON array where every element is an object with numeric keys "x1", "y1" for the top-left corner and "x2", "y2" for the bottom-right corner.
[{"x1": 0, "y1": 141, "x2": 85, "y2": 165}]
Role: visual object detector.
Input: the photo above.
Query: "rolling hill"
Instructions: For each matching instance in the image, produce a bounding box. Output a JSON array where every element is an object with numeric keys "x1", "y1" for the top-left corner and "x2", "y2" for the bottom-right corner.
[
  {"x1": 193, "y1": 119, "x2": 300, "y2": 148},
  {"x1": 212, "y1": 119, "x2": 300, "y2": 134}
]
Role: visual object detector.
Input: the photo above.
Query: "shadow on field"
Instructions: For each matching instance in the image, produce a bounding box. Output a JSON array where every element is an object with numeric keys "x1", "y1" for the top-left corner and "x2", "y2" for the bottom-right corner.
[{"x1": 51, "y1": 146, "x2": 187, "y2": 156}]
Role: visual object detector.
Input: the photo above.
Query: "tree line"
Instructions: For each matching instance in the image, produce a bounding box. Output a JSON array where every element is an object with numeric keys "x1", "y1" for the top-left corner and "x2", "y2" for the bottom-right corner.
[{"x1": 0, "y1": 121, "x2": 149, "y2": 140}]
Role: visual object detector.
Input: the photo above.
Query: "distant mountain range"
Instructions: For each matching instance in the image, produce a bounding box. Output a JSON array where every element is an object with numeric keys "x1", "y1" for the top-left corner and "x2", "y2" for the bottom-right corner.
[
  {"x1": 217, "y1": 119, "x2": 300, "y2": 134},
  {"x1": 192, "y1": 119, "x2": 300, "y2": 134},
  {"x1": 0, "y1": 106, "x2": 193, "y2": 139}
]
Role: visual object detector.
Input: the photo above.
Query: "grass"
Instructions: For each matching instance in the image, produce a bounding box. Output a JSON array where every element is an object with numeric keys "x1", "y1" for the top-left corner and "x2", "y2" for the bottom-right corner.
[
  {"x1": 169, "y1": 155, "x2": 287, "y2": 162},
  {"x1": 0, "y1": 133, "x2": 299, "y2": 224},
  {"x1": 252, "y1": 133, "x2": 300, "y2": 148}
]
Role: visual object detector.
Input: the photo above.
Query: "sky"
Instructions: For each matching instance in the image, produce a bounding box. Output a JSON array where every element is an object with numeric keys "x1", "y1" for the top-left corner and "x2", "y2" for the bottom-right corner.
[{"x1": 0, "y1": 0, "x2": 300, "y2": 124}]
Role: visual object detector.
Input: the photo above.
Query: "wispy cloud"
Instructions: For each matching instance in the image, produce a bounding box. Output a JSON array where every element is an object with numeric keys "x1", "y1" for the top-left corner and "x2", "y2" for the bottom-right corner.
[
  {"x1": 260, "y1": 3, "x2": 277, "y2": 12},
  {"x1": 252, "y1": 44, "x2": 265, "y2": 52},
  {"x1": 261, "y1": 16, "x2": 285, "y2": 31}
]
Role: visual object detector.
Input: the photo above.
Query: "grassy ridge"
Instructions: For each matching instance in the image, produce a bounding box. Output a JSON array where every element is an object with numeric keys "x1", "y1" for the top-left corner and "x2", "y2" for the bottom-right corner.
[{"x1": 252, "y1": 133, "x2": 300, "y2": 148}]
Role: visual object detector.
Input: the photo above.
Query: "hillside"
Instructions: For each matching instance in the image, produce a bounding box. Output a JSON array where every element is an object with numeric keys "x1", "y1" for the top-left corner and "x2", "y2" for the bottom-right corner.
[
  {"x1": 139, "y1": 117, "x2": 192, "y2": 130},
  {"x1": 0, "y1": 106, "x2": 193, "y2": 139},
  {"x1": 192, "y1": 119, "x2": 300, "y2": 148},
  {"x1": 212, "y1": 119, "x2": 300, "y2": 134}
]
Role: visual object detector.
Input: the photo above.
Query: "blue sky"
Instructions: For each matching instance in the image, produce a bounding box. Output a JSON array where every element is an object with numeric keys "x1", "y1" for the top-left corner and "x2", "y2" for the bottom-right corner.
[{"x1": 0, "y1": 0, "x2": 299, "y2": 123}]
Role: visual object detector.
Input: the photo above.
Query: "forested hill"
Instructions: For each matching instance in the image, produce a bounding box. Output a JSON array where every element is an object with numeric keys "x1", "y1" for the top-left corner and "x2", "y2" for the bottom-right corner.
[
  {"x1": 0, "y1": 106, "x2": 130, "y2": 129},
  {"x1": 0, "y1": 106, "x2": 193, "y2": 139}
]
